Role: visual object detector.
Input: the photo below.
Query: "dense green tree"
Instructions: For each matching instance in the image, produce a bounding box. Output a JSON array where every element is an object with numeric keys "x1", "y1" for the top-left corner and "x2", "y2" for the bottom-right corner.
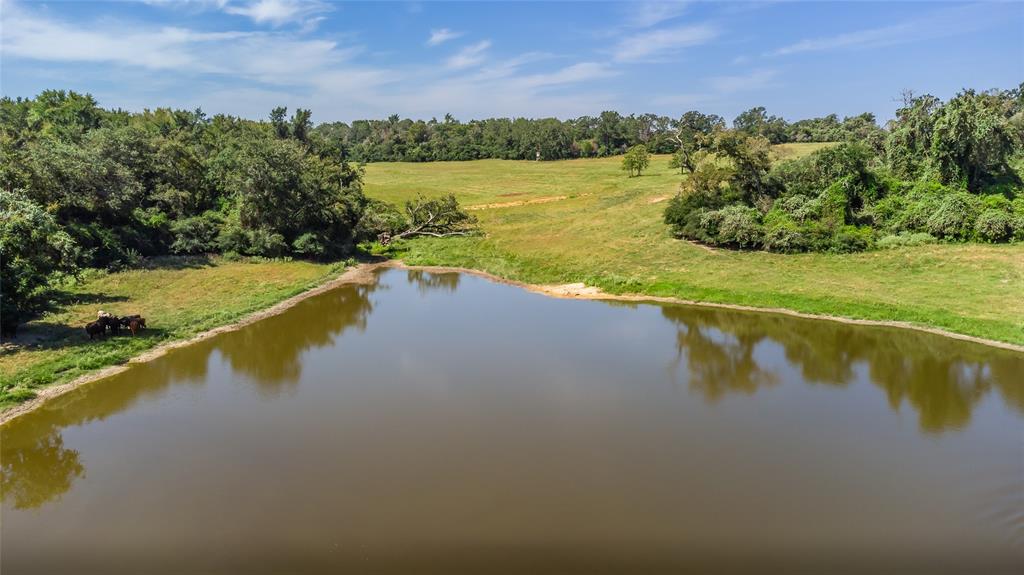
[
  {"x1": 734, "y1": 106, "x2": 789, "y2": 144},
  {"x1": 886, "y1": 92, "x2": 942, "y2": 181},
  {"x1": 711, "y1": 130, "x2": 775, "y2": 204},
  {"x1": 1, "y1": 190, "x2": 79, "y2": 336},
  {"x1": 930, "y1": 90, "x2": 1019, "y2": 191}
]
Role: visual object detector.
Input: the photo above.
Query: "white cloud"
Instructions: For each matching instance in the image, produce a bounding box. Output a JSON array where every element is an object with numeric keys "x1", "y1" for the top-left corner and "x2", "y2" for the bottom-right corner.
[
  {"x1": 626, "y1": 1, "x2": 690, "y2": 29},
  {"x1": 2, "y1": 3, "x2": 246, "y2": 70},
  {"x1": 223, "y1": 0, "x2": 331, "y2": 27},
  {"x1": 1, "y1": 0, "x2": 355, "y2": 84},
  {"x1": 652, "y1": 68, "x2": 778, "y2": 111},
  {"x1": 767, "y1": 3, "x2": 1010, "y2": 57},
  {"x1": 427, "y1": 28, "x2": 463, "y2": 47},
  {"x1": 1, "y1": 2, "x2": 616, "y2": 120},
  {"x1": 513, "y1": 62, "x2": 617, "y2": 91},
  {"x1": 614, "y1": 23, "x2": 718, "y2": 62},
  {"x1": 769, "y1": 23, "x2": 912, "y2": 57},
  {"x1": 445, "y1": 40, "x2": 491, "y2": 69},
  {"x1": 707, "y1": 68, "x2": 777, "y2": 94}
]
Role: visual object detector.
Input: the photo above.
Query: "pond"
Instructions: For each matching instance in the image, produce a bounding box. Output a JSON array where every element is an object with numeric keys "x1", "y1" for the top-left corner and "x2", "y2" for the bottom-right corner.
[{"x1": 2, "y1": 267, "x2": 1022, "y2": 574}]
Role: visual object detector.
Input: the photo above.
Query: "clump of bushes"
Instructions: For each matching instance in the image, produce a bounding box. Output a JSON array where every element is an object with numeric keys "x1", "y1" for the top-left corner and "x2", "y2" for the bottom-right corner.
[
  {"x1": 876, "y1": 232, "x2": 938, "y2": 249},
  {"x1": 665, "y1": 89, "x2": 1024, "y2": 254}
]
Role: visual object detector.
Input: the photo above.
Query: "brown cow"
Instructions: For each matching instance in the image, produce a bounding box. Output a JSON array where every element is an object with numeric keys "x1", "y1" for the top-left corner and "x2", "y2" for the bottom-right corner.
[{"x1": 126, "y1": 317, "x2": 146, "y2": 336}]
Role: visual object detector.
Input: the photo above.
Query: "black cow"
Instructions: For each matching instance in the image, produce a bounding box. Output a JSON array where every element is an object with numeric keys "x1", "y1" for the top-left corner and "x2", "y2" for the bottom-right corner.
[{"x1": 85, "y1": 320, "x2": 106, "y2": 340}]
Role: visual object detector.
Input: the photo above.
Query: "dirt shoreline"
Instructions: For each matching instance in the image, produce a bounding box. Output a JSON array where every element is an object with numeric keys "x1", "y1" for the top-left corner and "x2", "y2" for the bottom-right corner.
[
  {"x1": 389, "y1": 262, "x2": 1024, "y2": 354},
  {"x1": 3, "y1": 259, "x2": 1022, "y2": 426},
  {"x1": 0, "y1": 263, "x2": 385, "y2": 426}
]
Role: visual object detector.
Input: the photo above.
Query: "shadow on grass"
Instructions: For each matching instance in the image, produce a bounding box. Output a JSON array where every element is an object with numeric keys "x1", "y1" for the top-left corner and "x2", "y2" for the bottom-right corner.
[
  {"x1": 2, "y1": 322, "x2": 169, "y2": 357},
  {"x1": 139, "y1": 254, "x2": 215, "y2": 270},
  {"x1": 46, "y1": 291, "x2": 129, "y2": 309}
]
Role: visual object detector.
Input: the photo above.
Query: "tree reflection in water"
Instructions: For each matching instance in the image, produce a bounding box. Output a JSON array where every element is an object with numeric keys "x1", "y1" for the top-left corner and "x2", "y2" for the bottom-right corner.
[
  {"x1": 3, "y1": 274, "x2": 1021, "y2": 513},
  {"x1": 662, "y1": 305, "x2": 1024, "y2": 433},
  {"x1": 1, "y1": 416, "x2": 84, "y2": 510},
  {"x1": 406, "y1": 270, "x2": 460, "y2": 295},
  {"x1": 1, "y1": 280, "x2": 381, "y2": 509},
  {"x1": 214, "y1": 283, "x2": 378, "y2": 396}
]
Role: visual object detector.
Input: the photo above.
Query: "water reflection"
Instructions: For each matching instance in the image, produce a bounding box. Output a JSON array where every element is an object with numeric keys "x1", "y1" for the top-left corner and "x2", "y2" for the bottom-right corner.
[
  {"x1": 215, "y1": 283, "x2": 377, "y2": 395},
  {"x1": 3, "y1": 270, "x2": 1022, "y2": 516},
  {"x1": 662, "y1": 305, "x2": 1024, "y2": 432},
  {"x1": 2, "y1": 269, "x2": 1022, "y2": 573},
  {"x1": 406, "y1": 269, "x2": 460, "y2": 294},
  {"x1": 1, "y1": 416, "x2": 84, "y2": 510},
  {"x1": 1, "y1": 281, "x2": 379, "y2": 510}
]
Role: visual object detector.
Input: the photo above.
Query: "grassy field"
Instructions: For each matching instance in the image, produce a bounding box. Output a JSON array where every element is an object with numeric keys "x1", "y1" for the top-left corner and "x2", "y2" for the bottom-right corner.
[
  {"x1": 364, "y1": 148, "x2": 1024, "y2": 346},
  {"x1": 0, "y1": 257, "x2": 345, "y2": 406}
]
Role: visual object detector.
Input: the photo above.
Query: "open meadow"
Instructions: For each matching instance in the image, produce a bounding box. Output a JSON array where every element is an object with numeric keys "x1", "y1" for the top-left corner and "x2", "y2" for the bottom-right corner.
[{"x1": 364, "y1": 147, "x2": 1024, "y2": 346}]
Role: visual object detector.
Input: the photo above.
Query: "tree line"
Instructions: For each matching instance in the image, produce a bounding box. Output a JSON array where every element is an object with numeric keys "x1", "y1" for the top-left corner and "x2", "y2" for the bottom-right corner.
[
  {"x1": 0, "y1": 91, "x2": 474, "y2": 336},
  {"x1": 2, "y1": 86, "x2": 1020, "y2": 336},
  {"x1": 314, "y1": 109, "x2": 884, "y2": 163},
  {"x1": 663, "y1": 86, "x2": 1024, "y2": 253}
]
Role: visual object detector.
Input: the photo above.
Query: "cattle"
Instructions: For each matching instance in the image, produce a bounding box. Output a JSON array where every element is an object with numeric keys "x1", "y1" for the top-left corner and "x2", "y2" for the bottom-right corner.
[
  {"x1": 86, "y1": 313, "x2": 147, "y2": 341},
  {"x1": 85, "y1": 320, "x2": 106, "y2": 340},
  {"x1": 123, "y1": 316, "x2": 146, "y2": 336}
]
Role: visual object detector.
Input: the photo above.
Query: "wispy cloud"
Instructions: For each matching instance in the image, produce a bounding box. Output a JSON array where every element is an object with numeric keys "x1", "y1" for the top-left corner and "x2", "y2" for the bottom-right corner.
[
  {"x1": 427, "y1": 28, "x2": 463, "y2": 47},
  {"x1": 1, "y1": 2, "x2": 613, "y2": 120},
  {"x1": 513, "y1": 62, "x2": 617, "y2": 91},
  {"x1": 769, "y1": 22, "x2": 912, "y2": 57},
  {"x1": 144, "y1": 0, "x2": 331, "y2": 29},
  {"x1": 614, "y1": 23, "x2": 718, "y2": 62},
  {"x1": 708, "y1": 68, "x2": 777, "y2": 94},
  {"x1": 2, "y1": 0, "x2": 355, "y2": 83},
  {"x1": 626, "y1": 1, "x2": 690, "y2": 29},
  {"x1": 445, "y1": 40, "x2": 491, "y2": 69},
  {"x1": 652, "y1": 68, "x2": 778, "y2": 110},
  {"x1": 767, "y1": 2, "x2": 1010, "y2": 57},
  {"x1": 223, "y1": 0, "x2": 332, "y2": 27}
]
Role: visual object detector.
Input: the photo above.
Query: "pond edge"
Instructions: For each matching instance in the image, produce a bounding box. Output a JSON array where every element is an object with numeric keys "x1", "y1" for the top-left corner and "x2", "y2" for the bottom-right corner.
[{"x1": 3, "y1": 259, "x2": 1022, "y2": 426}]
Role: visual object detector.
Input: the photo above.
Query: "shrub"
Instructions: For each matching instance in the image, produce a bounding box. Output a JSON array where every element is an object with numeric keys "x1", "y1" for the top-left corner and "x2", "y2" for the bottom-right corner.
[
  {"x1": 975, "y1": 209, "x2": 1014, "y2": 242},
  {"x1": 981, "y1": 194, "x2": 1012, "y2": 211},
  {"x1": 814, "y1": 180, "x2": 851, "y2": 230},
  {"x1": 925, "y1": 191, "x2": 982, "y2": 240},
  {"x1": 170, "y1": 212, "x2": 222, "y2": 254},
  {"x1": 247, "y1": 228, "x2": 288, "y2": 257},
  {"x1": 831, "y1": 225, "x2": 874, "y2": 253},
  {"x1": 216, "y1": 211, "x2": 250, "y2": 254},
  {"x1": 764, "y1": 219, "x2": 809, "y2": 253},
  {"x1": 702, "y1": 205, "x2": 764, "y2": 248},
  {"x1": 876, "y1": 232, "x2": 938, "y2": 249},
  {"x1": 1013, "y1": 215, "x2": 1024, "y2": 242},
  {"x1": 356, "y1": 198, "x2": 408, "y2": 242},
  {"x1": 292, "y1": 232, "x2": 326, "y2": 257}
]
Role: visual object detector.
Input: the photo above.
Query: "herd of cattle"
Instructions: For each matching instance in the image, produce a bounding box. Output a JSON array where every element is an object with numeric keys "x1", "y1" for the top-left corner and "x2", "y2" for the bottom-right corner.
[{"x1": 85, "y1": 311, "x2": 147, "y2": 340}]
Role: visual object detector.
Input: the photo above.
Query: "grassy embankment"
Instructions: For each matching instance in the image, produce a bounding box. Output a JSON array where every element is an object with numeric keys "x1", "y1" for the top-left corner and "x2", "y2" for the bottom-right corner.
[
  {"x1": 363, "y1": 146, "x2": 1024, "y2": 346},
  {"x1": 0, "y1": 257, "x2": 345, "y2": 407}
]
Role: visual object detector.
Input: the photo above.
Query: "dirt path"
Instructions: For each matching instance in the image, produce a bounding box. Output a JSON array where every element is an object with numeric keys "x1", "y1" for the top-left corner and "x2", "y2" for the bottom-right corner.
[{"x1": 466, "y1": 194, "x2": 589, "y2": 210}]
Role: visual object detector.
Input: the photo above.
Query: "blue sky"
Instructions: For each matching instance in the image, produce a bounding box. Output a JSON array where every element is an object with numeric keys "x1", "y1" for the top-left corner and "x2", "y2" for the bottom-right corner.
[{"x1": 2, "y1": 1, "x2": 1021, "y2": 123}]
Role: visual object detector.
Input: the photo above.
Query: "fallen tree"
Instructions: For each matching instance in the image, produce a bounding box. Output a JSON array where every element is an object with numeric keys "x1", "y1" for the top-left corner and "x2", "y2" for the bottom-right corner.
[{"x1": 360, "y1": 194, "x2": 478, "y2": 245}]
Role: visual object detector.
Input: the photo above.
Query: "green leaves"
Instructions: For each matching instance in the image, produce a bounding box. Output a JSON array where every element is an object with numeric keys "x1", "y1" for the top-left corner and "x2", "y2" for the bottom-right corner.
[{"x1": 622, "y1": 144, "x2": 650, "y2": 177}]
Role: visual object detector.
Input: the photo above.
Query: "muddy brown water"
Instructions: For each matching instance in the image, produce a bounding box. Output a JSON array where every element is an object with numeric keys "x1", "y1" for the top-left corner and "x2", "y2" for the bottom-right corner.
[{"x1": 2, "y1": 268, "x2": 1022, "y2": 574}]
